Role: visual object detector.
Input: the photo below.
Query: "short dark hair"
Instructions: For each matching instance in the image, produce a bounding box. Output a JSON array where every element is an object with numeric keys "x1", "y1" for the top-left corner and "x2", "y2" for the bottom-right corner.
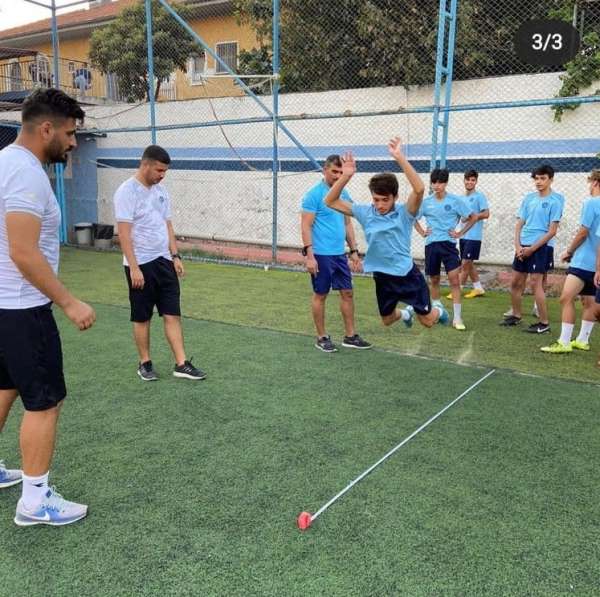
[
  {"x1": 531, "y1": 164, "x2": 554, "y2": 179},
  {"x1": 142, "y1": 145, "x2": 171, "y2": 165},
  {"x1": 464, "y1": 169, "x2": 478, "y2": 179},
  {"x1": 324, "y1": 154, "x2": 342, "y2": 168},
  {"x1": 430, "y1": 168, "x2": 449, "y2": 184},
  {"x1": 368, "y1": 172, "x2": 398, "y2": 197},
  {"x1": 21, "y1": 88, "x2": 85, "y2": 125}
]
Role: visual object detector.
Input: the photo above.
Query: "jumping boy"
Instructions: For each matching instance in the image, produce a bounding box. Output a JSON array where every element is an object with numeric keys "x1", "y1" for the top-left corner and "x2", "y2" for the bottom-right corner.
[{"x1": 324, "y1": 137, "x2": 449, "y2": 329}]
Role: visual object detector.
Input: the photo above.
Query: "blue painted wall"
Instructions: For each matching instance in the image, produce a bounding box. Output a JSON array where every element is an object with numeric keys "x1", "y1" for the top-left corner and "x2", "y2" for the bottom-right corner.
[{"x1": 65, "y1": 134, "x2": 98, "y2": 234}]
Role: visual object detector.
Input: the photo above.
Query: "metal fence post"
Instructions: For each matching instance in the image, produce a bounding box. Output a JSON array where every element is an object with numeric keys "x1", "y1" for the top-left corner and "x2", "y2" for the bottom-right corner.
[
  {"x1": 145, "y1": 0, "x2": 157, "y2": 145},
  {"x1": 271, "y1": 0, "x2": 280, "y2": 262}
]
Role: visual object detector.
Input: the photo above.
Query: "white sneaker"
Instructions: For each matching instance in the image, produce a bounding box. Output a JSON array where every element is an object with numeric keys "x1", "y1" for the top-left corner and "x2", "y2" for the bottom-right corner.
[
  {"x1": 14, "y1": 486, "x2": 88, "y2": 527},
  {"x1": 0, "y1": 460, "x2": 22, "y2": 489},
  {"x1": 503, "y1": 307, "x2": 514, "y2": 318}
]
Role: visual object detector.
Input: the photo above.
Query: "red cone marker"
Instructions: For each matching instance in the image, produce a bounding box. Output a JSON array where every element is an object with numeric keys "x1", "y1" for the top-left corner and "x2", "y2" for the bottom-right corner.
[{"x1": 297, "y1": 511, "x2": 312, "y2": 531}]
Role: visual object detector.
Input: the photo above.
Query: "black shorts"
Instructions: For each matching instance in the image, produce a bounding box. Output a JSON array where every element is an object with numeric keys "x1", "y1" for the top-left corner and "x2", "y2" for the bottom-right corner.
[
  {"x1": 0, "y1": 303, "x2": 66, "y2": 411},
  {"x1": 374, "y1": 264, "x2": 432, "y2": 316},
  {"x1": 567, "y1": 267, "x2": 596, "y2": 296},
  {"x1": 125, "y1": 256, "x2": 181, "y2": 322},
  {"x1": 459, "y1": 239, "x2": 481, "y2": 261},
  {"x1": 512, "y1": 245, "x2": 549, "y2": 274},
  {"x1": 425, "y1": 241, "x2": 461, "y2": 276}
]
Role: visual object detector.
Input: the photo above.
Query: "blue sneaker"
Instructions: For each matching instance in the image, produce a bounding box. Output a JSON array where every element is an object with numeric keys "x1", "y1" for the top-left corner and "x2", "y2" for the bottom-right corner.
[
  {"x1": 436, "y1": 304, "x2": 450, "y2": 325},
  {"x1": 14, "y1": 487, "x2": 88, "y2": 527},
  {"x1": 403, "y1": 305, "x2": 414, "y2": 328},
  {"x1": 0, "y1": 460, "x2": 22, "y2": 489}
]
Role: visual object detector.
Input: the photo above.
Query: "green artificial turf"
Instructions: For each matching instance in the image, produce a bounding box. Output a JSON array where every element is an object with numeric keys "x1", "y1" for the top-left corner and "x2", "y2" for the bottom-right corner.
[
  {"x1": 1, "y1": 266, "x2": 599, "y2": 595},
  {"x1": 59, "y1": 247, "x2": 599, "y2": 384}
]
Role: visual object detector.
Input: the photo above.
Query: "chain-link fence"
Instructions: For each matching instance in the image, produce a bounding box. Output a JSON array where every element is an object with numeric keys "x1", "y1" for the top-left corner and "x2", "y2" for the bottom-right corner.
[{"x1": 1, "y1": 0, "x2": 599, "y2": 266}]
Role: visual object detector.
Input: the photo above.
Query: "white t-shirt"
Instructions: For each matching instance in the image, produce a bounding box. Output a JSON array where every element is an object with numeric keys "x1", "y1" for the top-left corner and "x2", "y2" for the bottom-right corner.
[
  {"x1": 113, "y1": 177, "x2": 172, "y2": 266},
  {"x1": 0, "y1": 144, "x2": 60, "y2": 309}
]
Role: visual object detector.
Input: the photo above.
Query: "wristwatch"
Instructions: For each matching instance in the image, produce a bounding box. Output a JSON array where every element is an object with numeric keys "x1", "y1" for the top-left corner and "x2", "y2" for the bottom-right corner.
[
  {"x1": 172, "y1": 253, "x2": 182, "y2": 260},
  {"x1": 349, "y1": 249, "x2": 359, "y2": 255},
  {"x1": 301, "y1": 245, "x2": 312, "y2": 256}
]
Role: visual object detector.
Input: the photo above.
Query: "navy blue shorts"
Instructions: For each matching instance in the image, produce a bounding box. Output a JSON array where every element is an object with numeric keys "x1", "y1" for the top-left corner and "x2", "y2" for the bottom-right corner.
[
  {"x1": 567, "y1": 267, "x2": 596, "y2": 296},
  {"x1": 373, "y1": 264, "x2": 432, "y2": 316},
  {"x1": 596, "y1": 286, "x2": 600, "y2": 304},
  {"x1": 125, "y1": 256, "x2": 181, "y2": 322},
  {"x1": 547, "y1": 246, "x2": 555, "y2": 270},
  {"x1": 512, "y1": 245, "x2": 549, "y2": 274},
  {"x1": 311, "y1": 254, "x2": 352, "y2": 295},
  {"x1": 0, "y1": 303, "x2": 66, "y2": 411},
  {"x1": 425, "y1": 241, "x2": 461, "y2": 276},
  {"x1": 459, "y1": 239, "x2": 481, "y2": 261}
]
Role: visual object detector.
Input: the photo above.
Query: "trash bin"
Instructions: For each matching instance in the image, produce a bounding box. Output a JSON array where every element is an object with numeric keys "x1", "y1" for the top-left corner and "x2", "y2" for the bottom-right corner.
[
  {"x1": 93, "y1": 223, "x2": 114, "y2": 250},
  {"x1": 74, "y1": 222, "x2": 93, "y2": 246}
]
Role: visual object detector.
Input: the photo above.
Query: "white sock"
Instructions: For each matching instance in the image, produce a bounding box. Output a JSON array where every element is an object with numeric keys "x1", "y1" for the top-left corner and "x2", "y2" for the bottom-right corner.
[
  {"x1": 399, "y1": 309, "x2": 410, "y2": 322},
  {"x1": 559, "y1": 322, "x2": 575, "y2": 346},
  {"x1": 473, "y1": 281, "x2": 483, "y2": 291},
  {"x1": 453, "y1": 303, "x2": 462, "y2": 322},
  {"x1": 21, "y1": 472, "x2": 49, "y2": 509},
  {"x1": 576, "y1": 320, "x2": 595, "y2": 344}
]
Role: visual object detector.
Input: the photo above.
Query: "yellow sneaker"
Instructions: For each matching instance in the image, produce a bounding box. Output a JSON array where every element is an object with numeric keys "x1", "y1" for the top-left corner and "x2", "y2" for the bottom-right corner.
[
  {"x1": 464, "y1": 288, "x2": 485, "y2": 299},
  {"x1": 570, "y1": 340, "x2": 590, "y2": 351},
  {"x1": 445, "y1": 292, "x2": 453, "y2": 300},
  {"x1": 540, "y1": 341, "x2": 572, "y2": 354},
  {"x1": 453, "y1": 321, "x2": 466, "y2": 331}
]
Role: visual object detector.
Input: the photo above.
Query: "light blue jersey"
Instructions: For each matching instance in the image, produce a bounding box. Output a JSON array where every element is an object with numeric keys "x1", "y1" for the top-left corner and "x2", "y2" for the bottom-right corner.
[
  {"x1": 418, "y1": 193, "x2": 472, "y2": 246},
  {"x1": 547, "y1": 191, "x2": 565, "y2": 248},
  {"x1": 462, "y1": 190, "x2": 489, "y2": 241},
  {"x1": 301, "y1": 180, "x2": 352, "y2": 255},
  {"x1": 351, "y1": 202, "x2": 416, "y2": 276},
  {"x1": 518, "y1": 192, "x2": 563, "y2": 246},
  {"x1": 570, "y1": 196, "x2": 600, "y2": 271}
]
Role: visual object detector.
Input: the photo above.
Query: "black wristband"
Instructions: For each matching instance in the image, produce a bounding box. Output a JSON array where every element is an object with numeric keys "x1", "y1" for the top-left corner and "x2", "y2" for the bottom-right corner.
[
  {"x1": 172, "y1": 253, "x2": 182, "y2": 260},
  {"x1": 349, "y1": 249, "x2": 359, "y2": 255}
]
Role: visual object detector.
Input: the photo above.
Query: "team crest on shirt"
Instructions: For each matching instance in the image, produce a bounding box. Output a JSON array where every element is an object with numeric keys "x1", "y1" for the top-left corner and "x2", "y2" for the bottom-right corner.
[
  {"x1": 542, "y1": 202, "x2": 548, "y2": 208},
  {"x1": 444, "y1": 205, "x2": 452, "y2": 211},
  {"x1": 159, "y1": 195, "x2": 166, "y2": 204}
]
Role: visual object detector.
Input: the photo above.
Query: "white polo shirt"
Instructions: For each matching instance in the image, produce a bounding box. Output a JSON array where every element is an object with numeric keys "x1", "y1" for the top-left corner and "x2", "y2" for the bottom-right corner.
[
  {"x1": 0, "y1": 144, "x2": 60, "y2": 309},
  {"x1": 113, "y1": 177, "x2": 172, "y2": 266}
]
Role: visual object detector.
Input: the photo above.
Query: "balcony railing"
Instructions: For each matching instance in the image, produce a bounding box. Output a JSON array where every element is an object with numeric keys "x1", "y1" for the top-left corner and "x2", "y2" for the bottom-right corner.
[{"x1": 0, "y1": 55, "x2": 177, "y2": 105}]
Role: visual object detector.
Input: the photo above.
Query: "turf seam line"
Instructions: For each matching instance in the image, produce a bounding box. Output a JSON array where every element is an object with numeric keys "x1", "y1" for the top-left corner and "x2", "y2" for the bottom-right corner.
[{"x1": 310, "y1": 368, "x2": 497, "y2": 523}]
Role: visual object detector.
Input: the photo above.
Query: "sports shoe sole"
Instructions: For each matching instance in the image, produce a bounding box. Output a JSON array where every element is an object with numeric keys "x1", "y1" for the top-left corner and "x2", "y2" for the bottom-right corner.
[
  {"x1": 0, "y1": 478, "x2": 22, "y2": 489},
  {"x1": 314, "y1": 344, "x2": 337, "y2": 353},
  {"x1": 173, "y1": 371, "x2": 207, "y2": 380},
  {"x1": 14, "y1": 509, "x2": 88, "y2": 527},
  {"x1": 525, "y1": 327, "x2": 550, "y2": 334},
  {"x1": 137, "y1": 370, "x2": 158, "y2": 381},
  {"x1": 341, "y1": 342, "x2": 373, "y2": 350}
]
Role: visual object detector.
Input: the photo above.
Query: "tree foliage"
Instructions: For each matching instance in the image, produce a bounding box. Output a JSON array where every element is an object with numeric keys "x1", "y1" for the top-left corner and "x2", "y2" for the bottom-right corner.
[
  {"x1": 233, "y1": 0, "x2": 571, "y2": 93},
  {"x1": 89, "y1": 0, "x2": 201, "y2": 102}
]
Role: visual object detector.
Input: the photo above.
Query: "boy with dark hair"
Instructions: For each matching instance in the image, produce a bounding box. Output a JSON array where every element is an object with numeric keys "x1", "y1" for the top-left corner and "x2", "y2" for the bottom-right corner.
[
  {"x1": 454, "y1": 169, "x2": 489, "y2": 298},
  {"x1": 501, "y1": 164, "x2": 563, "y2": 333},
  {"x1": 301, "y1": 154, "x2": 371, "y2": 352},
  {"x1": 1, "y1": 88, "x2": 95, "y2": 526},
  {"x1": 114, "y1": 145, "x2": 206, "y2": 381},
  {"x1": 324, "y1": 137, "x2": 449, "y2": 330},
  {"x1": 541, "y1": 169, "x2": 600, "y2": 353},
  {"x1": 415, "y1": 169, "x2": 476, "y2": 330}
]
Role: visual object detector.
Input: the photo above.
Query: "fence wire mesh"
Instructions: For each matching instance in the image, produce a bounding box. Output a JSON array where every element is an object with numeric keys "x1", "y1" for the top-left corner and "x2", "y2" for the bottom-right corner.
[{"x1": 1, "y1": 0, "x2": 599, "y2": 266}]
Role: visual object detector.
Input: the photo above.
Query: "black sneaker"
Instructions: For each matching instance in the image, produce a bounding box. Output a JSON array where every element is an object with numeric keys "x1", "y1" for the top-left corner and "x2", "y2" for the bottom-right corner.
[
  {"x1": 342, "y1": 334, "x2": 373, "y2": 350},
  {"x1": 525, "y1": 322, "x2": 550, "y2": 334},
  {"x1": 173, "y1": 359, "x2": 206, "y2": 380},
  {"x1": 137, "y1": 360, "x2": 158, "y2": 381},
  {"x1": 499, "y1": 315, "x2": 522, "y2": 326},
  {"x1": 315, "y1": 336, "x2": 337, "y2": 353}
]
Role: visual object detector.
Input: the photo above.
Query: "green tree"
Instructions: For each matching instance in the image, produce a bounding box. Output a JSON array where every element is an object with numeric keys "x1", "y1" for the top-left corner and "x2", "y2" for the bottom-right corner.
[
  {"x1": 89, "y1": 0, "x2": 201, "y2": 102},
  {"x1": 233, "y1": 0, "x2": 565, "y2": 93}
]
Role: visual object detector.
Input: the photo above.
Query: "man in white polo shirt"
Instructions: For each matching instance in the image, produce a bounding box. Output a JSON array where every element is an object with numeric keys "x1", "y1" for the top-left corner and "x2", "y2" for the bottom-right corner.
[
  {"x1": 114, "y1": 145, "x2": 205, "y2": 382},
  {"x1": 0, "y1": 88, "x2": 95, "y2": 527}
]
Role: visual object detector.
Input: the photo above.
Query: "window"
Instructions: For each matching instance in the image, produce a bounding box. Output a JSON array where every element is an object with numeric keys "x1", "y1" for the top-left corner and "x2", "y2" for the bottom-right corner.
[
  {"x1": 8, "y1": 60, "x2": 22, "y2": 91},
  {"x1": 68, "y1": 62, "x2": 75, "y2": 73},
  {"x1": 215, "y1": 42, "x2": 238, "y2": 74},
  {"x1": 187, "y1": 52, "x2": 205, "y2": 84}
]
